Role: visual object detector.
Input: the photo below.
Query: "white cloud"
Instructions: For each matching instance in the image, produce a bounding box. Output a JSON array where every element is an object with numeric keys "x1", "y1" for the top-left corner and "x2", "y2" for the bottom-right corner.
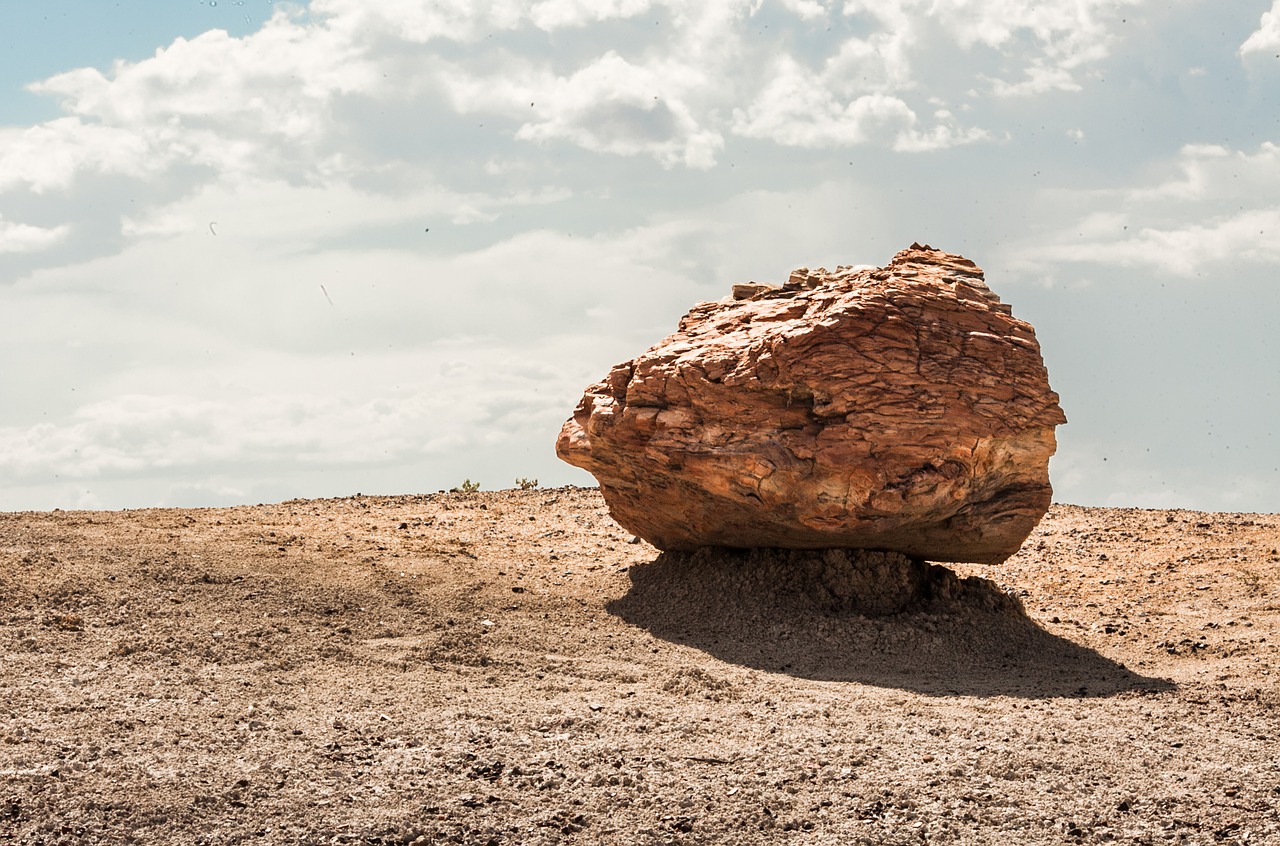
[
  {"x1": 118, "y1": 177, "x2": 571, "y2": 245},
  {"x1": 312, "y1": 0, "x2": 528, "y2": 43},
  {"x1": 445, "y1": 50, "x2": 725, "y2": 168},
  {"x1": 529, "y1": 0, "x2": 660, "y2": 29},
  {"x1": 423, "y1": 3, "x2": 762, "y2": 168},
  {"x1": 823, "y1": 31, "x2": 915, "y2": 96},
  {"x1": 731, "y1": 55, "x2": 985, "y2": 151},
  {"x1": 1240, "y1": 0, "x2": 1280, "y2": 56},
  {"x1": 732, "y1": 0, "x2": 1133, "y2": 146},
  {"x1": 986, "y1": 64, "x2": 1082, "y2": 98},
  {"x1": 0, "y1": 216, "x2": 69, "y2": 253},
  {"x1": 841, "y1": 0, "x2": 1139, "y2": 97},
  {"x1": 777, "y1": 0, "x2": 829, "y2": 20},
  {"x1": 312, "y1": 0, "x2": 707, "y2": 41},
  {"x1": 1, "y1": 0, "x2": 1142, "y2": 193},
  {"x1": 1035, "y1": 208, "x2": 1280, "y2": 276},
  {"x1": 13, "y1": 8, "x2": 376, "y2": 195},
  {"x1": 31, "y1": 22, "x2": 373, "y2": 127},
  {"x1": 302, "y1": 0, "x2": 1132, "y2": 167},
  {"x1": 0, "y1": 381, "x2": 519, "y2": 481},
  {"x1": 1013, "y1": 142, "x2": 1280, "y2": 276},
  {"x1": 930, "y1": 0, "x2": 1124, "y2": 56},
  {"x1": 0, "y1": 119, "x2": 158, "y2": 193}
]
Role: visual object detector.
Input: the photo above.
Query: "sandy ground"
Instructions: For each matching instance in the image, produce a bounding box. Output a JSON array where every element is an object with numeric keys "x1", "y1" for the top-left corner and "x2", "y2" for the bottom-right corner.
[{"x1": 1, "y1": 487, "x2": 1278, "y2": 845}]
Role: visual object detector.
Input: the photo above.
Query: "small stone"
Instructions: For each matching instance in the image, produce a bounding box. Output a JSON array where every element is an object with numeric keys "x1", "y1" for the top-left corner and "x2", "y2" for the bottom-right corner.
[{"x1": 732, "y1": 282, "x2": 778, "y2": 300}]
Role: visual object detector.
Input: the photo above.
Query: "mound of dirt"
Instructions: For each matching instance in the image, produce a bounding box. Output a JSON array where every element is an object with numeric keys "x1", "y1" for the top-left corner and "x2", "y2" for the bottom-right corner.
[
  {"x1": 1, "y1": 488, "x2": 1278, "y2": 845},
  {"x1": 609, "y1": 546, "x2": 1162, "y2": 698},
  {"x1": 621, "y1": 546, "x2": 1024, "y2": 616}
]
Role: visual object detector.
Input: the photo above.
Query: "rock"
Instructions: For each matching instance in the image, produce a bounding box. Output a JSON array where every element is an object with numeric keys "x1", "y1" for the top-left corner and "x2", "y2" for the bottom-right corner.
[{"x1": 556, "y1": 244, "x2": 1066, "y2": 564}]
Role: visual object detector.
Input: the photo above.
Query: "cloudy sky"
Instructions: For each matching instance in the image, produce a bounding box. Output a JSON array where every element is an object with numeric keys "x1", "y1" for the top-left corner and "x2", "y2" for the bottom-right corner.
[{"x1": 1, "y1": 0, "x2": 1278, "y2": 513}]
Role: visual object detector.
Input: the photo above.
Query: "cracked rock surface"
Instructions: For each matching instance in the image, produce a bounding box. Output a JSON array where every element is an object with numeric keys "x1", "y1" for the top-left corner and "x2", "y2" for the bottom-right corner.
[{"x1": 558, "y1": 244, "x2": 1066, "y2": 563}]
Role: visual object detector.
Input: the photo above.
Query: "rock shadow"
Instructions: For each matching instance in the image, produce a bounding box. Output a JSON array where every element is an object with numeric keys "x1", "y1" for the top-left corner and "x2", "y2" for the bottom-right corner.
[{"x1": 606, "y1": 548, "x2": 1174, "y2": 699}]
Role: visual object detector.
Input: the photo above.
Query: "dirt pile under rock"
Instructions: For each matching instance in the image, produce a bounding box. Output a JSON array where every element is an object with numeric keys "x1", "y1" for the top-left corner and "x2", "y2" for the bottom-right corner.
[
  {"x1": 620, "y1": 546, "x2": 1024, "y2": 616},
  {"x1": 609, "y1": 546, "x2": 1161, "y2": 697}
]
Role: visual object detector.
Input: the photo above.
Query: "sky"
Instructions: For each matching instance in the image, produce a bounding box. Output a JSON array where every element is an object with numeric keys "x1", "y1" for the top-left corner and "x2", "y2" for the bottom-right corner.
[{"x1": 1, "y1": 0, "x2": 1278, "y2": 513}]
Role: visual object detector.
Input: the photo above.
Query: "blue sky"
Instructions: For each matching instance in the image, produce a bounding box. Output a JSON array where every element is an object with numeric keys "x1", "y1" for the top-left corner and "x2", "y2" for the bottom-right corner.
[
  {"x1": 1, "y1": 1, "x2": 265, "y2": 124},
  {"x1": 1, "y1": 0, "x2": 1278, "y2": 512}
]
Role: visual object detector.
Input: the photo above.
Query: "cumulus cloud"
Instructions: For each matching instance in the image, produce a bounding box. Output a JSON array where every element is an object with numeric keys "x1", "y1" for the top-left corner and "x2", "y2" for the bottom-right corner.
[
  {"x1": 0, "y1": 7, "x2": 394, "y2": 284},
  {"x1": 528, "y1": 0, "x2": 660, "y2": 30},
  {"x1": 730, "y1": 0, "x2": 1134, "y2": 147},
  {"x1": 31, "y1": 24, "x2": 372, "y2": 128},
  {"x1": 0, "y1": 119, "x2": 159, "y2": 194},
  {"x1": 0, "y1": 377, "x2": 535, "y2": 482},
  {"x1": 22, "y1": 11, "x2": 377, "y2": 187},
  {"x1": 841, "y1": 0, "x2": 1139, "y2": 97},
  {"x1": 0, "y1": 346, "x2": 587, "y2": 510},
  {"x1": 986, "y1": 64, "x2": 1082, "y2": 98},
  {"x1": 312, "y1": 0, "x2": 527, "y2": 43},
  {"x1": 117, "y1": 177, "x2": 571, "y2": 246},
  {"x1": 0, "y1": 216, "x2": 69, "y2": 254},
  {"x1": 314, "y1": 0, "x2": 730, "y2": 42},
  {"x1": 443, "y1": 51, "x2": 725, "y2": 168},
  {"x1": 309, "y1": 0, "x2": 1136, "y2": 166},
  {"x1": 1240, "y1": 0, "x2": 1280, "y2": 56},
  {"x1": 784, "y1": 0, "x2": 827, "y2": 18},
  {"x1": 732, "y1": 55, "x2": 986, "y2": 151},
  {"x1": 1012, "y1": 143, "x2": 1280, "y2": 277},
  {"x1": 418, "y1": 3, "x2": 762, "y2": 168},
  {"x1": 1034, "y1": 208, "x2": 1280, "y2": 276},
  {"x1": 1, "y1": 0, "x2": 1143, "y2": 197}
]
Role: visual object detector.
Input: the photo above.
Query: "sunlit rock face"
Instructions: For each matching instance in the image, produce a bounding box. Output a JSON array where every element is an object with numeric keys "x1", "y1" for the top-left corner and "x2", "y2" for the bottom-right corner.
[{"x1": 557, "y1": 244, "x2": 1066, "y2": 564}]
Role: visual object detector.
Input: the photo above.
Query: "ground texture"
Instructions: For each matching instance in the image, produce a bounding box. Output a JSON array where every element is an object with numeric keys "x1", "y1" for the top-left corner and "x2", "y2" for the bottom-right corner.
[{"x1": 1, "y1": 488, "x2": 1278, "y2": 845}]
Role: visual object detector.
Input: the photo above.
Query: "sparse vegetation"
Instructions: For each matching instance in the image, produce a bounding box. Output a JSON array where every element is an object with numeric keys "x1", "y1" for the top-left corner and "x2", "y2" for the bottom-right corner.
[
  {"x1": 451, "y1": 479, "x2": 480, "y2": 494},
  {"x1": 515, "y1": 477, "x2": 538, "y2": 490},
  {"x1": 1236, "y1": 567, "x2": 1265, "y2": 596}
]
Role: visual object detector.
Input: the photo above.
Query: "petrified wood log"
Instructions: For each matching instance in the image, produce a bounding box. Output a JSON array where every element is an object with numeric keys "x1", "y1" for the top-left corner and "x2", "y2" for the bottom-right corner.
[{"x1": 557, "y1": 244, "x2": 1066, "y2": 564}]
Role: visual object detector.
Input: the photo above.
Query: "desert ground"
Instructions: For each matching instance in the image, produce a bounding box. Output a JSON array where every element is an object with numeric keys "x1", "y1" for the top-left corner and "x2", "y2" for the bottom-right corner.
[{"x1": 1, "y1": 487, "x2": 1278, "y2": 845}]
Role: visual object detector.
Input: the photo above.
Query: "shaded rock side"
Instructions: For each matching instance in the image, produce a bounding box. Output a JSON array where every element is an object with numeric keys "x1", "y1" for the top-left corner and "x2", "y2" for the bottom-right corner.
[{"x1": 556, "y1": 244, "x2": 1067, "y2": 563}]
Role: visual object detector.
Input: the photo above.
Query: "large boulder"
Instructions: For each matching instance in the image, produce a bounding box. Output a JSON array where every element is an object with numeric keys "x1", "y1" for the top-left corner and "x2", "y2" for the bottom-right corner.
[{"x1": 556, "y1": 244, "x2": 1067, "y2": 564}]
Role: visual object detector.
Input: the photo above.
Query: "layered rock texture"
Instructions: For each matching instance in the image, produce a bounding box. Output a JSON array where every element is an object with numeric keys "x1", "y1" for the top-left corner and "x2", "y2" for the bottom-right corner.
[{"x1": 557, "y1": 244, "x2": 1066, "y2": 564}]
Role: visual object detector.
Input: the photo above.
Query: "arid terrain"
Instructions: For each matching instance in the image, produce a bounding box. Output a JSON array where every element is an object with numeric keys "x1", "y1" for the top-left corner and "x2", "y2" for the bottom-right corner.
[{"x1": 1, "y1": 487, "x2": 1278, "y2": 845}]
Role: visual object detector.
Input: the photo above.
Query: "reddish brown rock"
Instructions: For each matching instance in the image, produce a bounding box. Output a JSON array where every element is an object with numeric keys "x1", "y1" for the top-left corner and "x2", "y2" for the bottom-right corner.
[{"x1": 556, "y1": 244, "x2": 1067, "y2": 564}]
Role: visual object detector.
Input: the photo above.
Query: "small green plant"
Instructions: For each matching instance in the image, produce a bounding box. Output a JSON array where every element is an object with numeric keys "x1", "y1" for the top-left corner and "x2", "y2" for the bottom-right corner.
[
  {"x1": 515, "y1": 477, "x2": 538, "y2": 490},
  {"x1": 451, "y1": 479, "x2": 480, "y2": 494},
  {"x1": 1237, "y1": 567, "x2": 1264, "y2": 596}
]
